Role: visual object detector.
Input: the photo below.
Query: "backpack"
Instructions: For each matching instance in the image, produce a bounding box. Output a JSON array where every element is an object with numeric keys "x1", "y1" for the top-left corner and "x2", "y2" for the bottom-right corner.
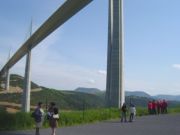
[{"x1": 31, "y1": 108, "x2": 42, "y2": 122}]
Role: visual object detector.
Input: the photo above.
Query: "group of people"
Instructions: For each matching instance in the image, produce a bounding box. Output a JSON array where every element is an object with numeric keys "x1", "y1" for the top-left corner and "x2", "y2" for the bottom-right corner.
[
  {"x1": 120, "y1": 99, "x2": 168, "y2": 123},
  {"x1": 31, "y1": 99, "x2": 168, "y2": 134},
  {"x1": 147, "y1": 100, "x2": 168, "y2": 115},
  {"x1": 32, "y1": 102, "x2": 59, "y2": 135},
  {"x1": 120, "y1": 103, "x2": 136, "y2": 123}
]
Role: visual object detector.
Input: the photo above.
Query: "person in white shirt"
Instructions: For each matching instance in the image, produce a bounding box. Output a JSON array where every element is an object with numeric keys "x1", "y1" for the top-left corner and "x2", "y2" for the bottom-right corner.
[{"x1": 129, "y1": 103, "x2": 136, "y2": 122}]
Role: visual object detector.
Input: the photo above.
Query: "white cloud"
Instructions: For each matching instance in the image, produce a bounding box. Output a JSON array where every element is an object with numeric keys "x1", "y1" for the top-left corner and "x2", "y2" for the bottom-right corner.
[
  {"x1": 172, "y1": 64, "x2": 180, "y2": 69},
  {"x1": 30, "y1": 62, "x2": 106, "y2": 90},
  {"x1": 87, "y1": 79, "x2": 95, "y2": 84},
  {"x1": 98, "y1": 70, "x2": 106, "y2": 75}
]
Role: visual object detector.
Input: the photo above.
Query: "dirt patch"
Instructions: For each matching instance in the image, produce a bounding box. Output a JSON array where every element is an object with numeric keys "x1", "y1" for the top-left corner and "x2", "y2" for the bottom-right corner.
[
  {"x1": 0, "y1": 87, "x2": 42, "y2": 94},
  {"x1": 0, "y1": 101, "x2": 36, "y2": 113}
]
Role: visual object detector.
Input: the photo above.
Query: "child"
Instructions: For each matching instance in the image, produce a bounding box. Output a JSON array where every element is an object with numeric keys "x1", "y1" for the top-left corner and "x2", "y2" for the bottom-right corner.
[{"x1": 50, "y1": 107, "x2": 59, "y2": 135}]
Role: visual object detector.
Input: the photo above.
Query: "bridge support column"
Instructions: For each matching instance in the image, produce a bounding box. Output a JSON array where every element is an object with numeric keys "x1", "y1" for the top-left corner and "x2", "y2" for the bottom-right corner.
[
  {"x1": 5, "y1": 69, "x2": 10, "y2": 91},
  {"x1": 106, "y1": 0, "x2": 124, "y2": 108},
  {"x1": 22, "y1": 50, "x2": 31, "y2": 112}
]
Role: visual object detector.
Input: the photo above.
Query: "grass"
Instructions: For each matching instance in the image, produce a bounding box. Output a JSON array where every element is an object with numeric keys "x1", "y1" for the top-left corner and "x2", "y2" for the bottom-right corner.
[
  {"x1": 0, "y1": 107, "x2": 180, "y2": 131},
  {"x1": 59, "y1": 108, "x2": 119, "y2": 126},
  {"x1": 168, "y1": 107, "x2": 180, "y2": 114},
  {"x1": 0, "y1": 111, "x2": 34, "y2": 130}
]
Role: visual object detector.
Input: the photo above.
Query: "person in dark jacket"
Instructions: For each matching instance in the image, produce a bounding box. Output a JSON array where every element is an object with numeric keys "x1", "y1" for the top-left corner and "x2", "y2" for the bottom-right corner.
[
  {"x1": 121, "y1": 103, "x2": 127, "y2": 122},
  {"x1": 49, "y1": 107, "x2": 59, "y2": 135},
  {"x1": 32, "y1": 102, "x2": 44, "y2": 135}
]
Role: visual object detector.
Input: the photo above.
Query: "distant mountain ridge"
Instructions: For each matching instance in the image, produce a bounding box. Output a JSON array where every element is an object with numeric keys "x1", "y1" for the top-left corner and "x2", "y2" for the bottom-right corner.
[
  {"x1": 154, "y1": 95, "x2": 180, "y2": 101},
  {"x1": 75, "y1": 87, "x2": 103, "y2": 95},
  {"x1": 125, "y1": 91, "x2": 151, "y2": 98},
  {"x1": 74, "y1": 87, "x2": 180, "y2": 102}
]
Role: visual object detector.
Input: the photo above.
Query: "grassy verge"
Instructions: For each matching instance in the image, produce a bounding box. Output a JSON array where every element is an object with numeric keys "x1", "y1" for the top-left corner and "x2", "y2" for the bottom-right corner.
[
  {"x1": 59, "y1": 108, "x2": 119, "y2": 126},
  {"x1": 0, "y1": 107, "x2": 180, "y2": 131},
  {"x1": 0, "y1": 111, "x2": 34, "y2": 130},
  {"x1": 168, "y1": 107, "x2": 180, "y2": 114}
]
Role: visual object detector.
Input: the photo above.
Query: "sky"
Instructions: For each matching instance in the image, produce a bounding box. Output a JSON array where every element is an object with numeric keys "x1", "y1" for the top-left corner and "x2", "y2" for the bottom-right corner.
[{"x1": 1, "y1": 0, "x2": 180, "y2": 95}]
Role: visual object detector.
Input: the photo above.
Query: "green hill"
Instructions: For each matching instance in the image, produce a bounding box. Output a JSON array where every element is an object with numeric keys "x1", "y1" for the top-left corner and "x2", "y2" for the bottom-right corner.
[
  {"x1": 0, "y1": 74, "x2": 39, "y2": 89},
  {"x1": 10, "y1": 74, "x2": 39, "y2": 89},
  {"x1": 0, "y1": 74, "x2": 180, "y2": 110},
  {"x1": 0, "y1": 88, "x2": 105, "y2": 110}
]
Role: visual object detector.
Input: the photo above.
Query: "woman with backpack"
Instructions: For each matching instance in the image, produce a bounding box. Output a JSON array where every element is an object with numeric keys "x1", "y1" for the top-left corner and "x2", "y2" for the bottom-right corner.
[{"x1": 49, "y1": 107, "x2": 59, "y2": 135}]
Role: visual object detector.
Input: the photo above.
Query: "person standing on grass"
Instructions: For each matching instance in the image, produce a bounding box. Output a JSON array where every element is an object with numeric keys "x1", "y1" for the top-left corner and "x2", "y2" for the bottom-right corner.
[
  {"x1": 121, "y1": 103, "x2": 127, "y2": 122},
  {"x1": 49, "y1": 107, "x2": 59, "y2": 135},
  {"x1": 32, "y1": 102, "x2": 44, "y2": 135}
]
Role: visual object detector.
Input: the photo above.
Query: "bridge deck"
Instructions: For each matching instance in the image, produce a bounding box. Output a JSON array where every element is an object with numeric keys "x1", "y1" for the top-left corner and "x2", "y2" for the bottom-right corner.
[{"x1": 1, "y1": 114, "x2": 180, "y2": 135}]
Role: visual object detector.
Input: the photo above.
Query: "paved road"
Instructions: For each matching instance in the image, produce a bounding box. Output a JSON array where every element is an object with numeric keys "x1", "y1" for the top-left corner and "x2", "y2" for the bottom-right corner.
[{"x1": 1, "y1": 114, "x2": 180, "y2": 135}]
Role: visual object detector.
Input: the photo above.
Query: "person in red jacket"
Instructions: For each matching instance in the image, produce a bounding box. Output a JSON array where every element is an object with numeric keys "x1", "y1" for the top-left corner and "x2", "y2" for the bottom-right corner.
[
  {"x1": 162, "y1": 99, "x2": 168, "y2": 114},
  {"x1": 156, "y1": 100, "x2": 161, "y2": 115},
  {"x1": 159, "y1": 100, "x2": 163, "y2": 114},
  {"x1": 152, "y1": 100, "x2": 157, "y2": 115},
  {"x1": 148, "y1": 101, "x2": 152, "y2": 114}
]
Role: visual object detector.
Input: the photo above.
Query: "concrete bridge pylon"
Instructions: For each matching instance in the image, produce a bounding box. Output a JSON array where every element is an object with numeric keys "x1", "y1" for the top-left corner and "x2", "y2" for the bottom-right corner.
[{"x1": 106, "y1": 0, "x2": 125, "y2": 108}]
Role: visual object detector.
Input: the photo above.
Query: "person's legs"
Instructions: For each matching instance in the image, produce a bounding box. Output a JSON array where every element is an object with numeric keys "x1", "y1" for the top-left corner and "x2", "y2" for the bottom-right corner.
[
  {"x1": 121, "y1": 112, "x2": 124, "y2": 122},
  {"x1": 35, "y1": 127, "x2": 39, "y2": 135},
  {"x1": 124, "y1": 112, "x2": 127, "y2": 122},
  {"x1": 51, "y1": 128, "x2": 55, "y2": 135},
  {"x1": 54, "y1": 128, "x2": 56, "y2": 135},
  {"x1": 130, "y1": 113, "x2": 134, "y2": 122},
  {"x1": 129, "y1": 113, "x2": 132, "y2": 122},
  {"x1": 131, "y1": 113, "x2": 134, "y2": 121}
]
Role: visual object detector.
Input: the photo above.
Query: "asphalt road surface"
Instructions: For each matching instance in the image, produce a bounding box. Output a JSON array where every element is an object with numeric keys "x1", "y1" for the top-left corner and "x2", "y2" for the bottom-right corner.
[{"x1": 1, "y1": 114, "x2": 180, "y2": 135}]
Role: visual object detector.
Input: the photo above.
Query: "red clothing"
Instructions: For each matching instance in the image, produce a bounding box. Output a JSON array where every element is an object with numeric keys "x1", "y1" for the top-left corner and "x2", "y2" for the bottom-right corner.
[
  {"x1": 162, "y1": 101, "x2": 167, "y2": 108},
  {"x1": 152, "y1": 102, "x2": 156, "y2": 109},
  {"x1": 148, "y1": 102, "x2": 152, "y2": 109}
]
